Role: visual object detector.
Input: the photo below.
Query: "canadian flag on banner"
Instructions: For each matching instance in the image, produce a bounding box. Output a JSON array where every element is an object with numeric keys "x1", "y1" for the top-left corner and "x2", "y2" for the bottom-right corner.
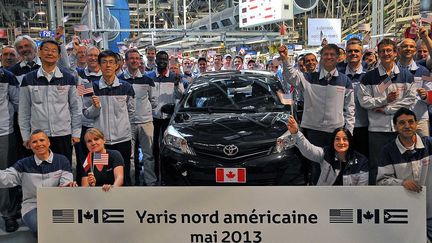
[{"x1": 216, "y1": 168, "x2": 246, "y2": 183}]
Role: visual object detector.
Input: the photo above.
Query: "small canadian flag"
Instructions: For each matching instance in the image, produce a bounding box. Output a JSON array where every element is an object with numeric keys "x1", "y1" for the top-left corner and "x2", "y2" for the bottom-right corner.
[{"x1": 216, "y1": 168, "x2": 246, "y2": 183}]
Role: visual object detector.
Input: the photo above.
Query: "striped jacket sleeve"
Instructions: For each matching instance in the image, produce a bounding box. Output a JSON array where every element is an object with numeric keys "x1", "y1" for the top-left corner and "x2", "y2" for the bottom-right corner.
[{"x1": 293, "y1": 131, "x2": 325, "y2": 164}]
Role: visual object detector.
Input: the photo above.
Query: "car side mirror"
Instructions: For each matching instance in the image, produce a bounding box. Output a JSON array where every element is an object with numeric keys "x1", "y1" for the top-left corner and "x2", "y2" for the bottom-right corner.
[{"x1": 161, "y1": 103, "x2": 176, "y2": 115}]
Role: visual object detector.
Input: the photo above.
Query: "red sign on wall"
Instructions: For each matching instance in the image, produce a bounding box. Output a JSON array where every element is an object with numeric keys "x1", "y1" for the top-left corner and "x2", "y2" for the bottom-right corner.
[{"x1": 0, "y1": 28, "x2": 8, "y2": 39}]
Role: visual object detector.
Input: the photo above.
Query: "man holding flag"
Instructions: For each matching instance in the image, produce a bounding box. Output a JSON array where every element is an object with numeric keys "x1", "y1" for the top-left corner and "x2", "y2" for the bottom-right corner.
[
  {"x1": 358, "y1": 39, "x2": 416, "y2": 184},
  {"x1": 82, "y1": 50, "x2": 134, "y2": 186}
]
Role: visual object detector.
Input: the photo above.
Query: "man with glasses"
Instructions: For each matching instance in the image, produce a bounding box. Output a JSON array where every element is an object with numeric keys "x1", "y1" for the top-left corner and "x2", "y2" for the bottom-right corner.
[
  {"x1": 280, "y1": 43, "x2": 355, "y2": 185},
  {"x1": 358, "y1": 39, "x2": 416, "y2": 184},
  {"x1": 338, "y1": 39, "x2": 369, "y2": 159},
  {"x1": 83, "y1": 50, "x2": 135, "y2": 186},
  {"x1": 19, "y1": 40, "x2": 81, "y2": 164}
]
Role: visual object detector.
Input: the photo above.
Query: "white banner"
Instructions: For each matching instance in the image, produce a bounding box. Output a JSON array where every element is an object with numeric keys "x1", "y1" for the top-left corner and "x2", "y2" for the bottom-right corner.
[
  {"x1": 308, "y1": 18, "x2": 342, "y2": 46},
  {"x1": 38, "y1": 187, "x2": 426, "y2": 243}
]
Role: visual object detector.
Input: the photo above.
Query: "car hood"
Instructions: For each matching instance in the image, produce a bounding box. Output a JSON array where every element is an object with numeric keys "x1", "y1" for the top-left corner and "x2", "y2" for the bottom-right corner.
[{"x1": 172, "y1": 112, "x2": 289, "y2": 144}]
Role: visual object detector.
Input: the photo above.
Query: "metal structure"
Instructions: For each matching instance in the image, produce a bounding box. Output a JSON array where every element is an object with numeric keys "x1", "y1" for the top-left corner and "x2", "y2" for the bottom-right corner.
[{"x1": 0, "y1": 0, "x2": 422, "y2": 48}]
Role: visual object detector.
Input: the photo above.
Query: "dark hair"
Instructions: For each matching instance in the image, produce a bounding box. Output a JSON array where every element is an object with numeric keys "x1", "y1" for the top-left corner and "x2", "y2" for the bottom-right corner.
[
  {"x1": 320, "y1": 44, "x2": 340, "y2": 57},
  {"x1": 234, "y1": 55, "x2": 243, "y2": 62},
  {"x1": 346, "y1": 37, "x2": 362, "y2": 46},
  {"x1": 377, "y1": 39, "x2": 397, "y2": 52},
  {"x1": 393, "y1": 107, "x2": 417, "y2": 125},
  {"x1": 98, "y1": 50, "x2": 119, "y2": 64},
  {"x1": 124, "y1": 48, "x2": 140, "y2": 60},
  {"x1": 39, "y1": 40, "x2": 61, "y2": 54},
  {"x1": 197, "y1": 57, "x2": 207, "y2": 63},
  {"x1": 248, "y1": 59, "x2": 256, "y2": 65},
  {"x1": 146, "y1": 45, "x2": 156, "y2": 53},
  {"x1": 303, "y1": 53, "x2": 317, "y2": 61},
  {"x1": 328, "y1": 127, "x2": 355, "y2": 162},
  {"x1": 156, "y1": 50, "x2": 168, "y2": 60},
  {"x1": 30, "y1": 129, "x2": 48, "y2": 137}
]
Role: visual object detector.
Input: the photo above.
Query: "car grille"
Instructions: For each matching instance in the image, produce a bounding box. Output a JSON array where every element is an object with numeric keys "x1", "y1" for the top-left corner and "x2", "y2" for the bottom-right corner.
[{"x1": 191, "y1": 142, "x2": 273, "y2": 161}]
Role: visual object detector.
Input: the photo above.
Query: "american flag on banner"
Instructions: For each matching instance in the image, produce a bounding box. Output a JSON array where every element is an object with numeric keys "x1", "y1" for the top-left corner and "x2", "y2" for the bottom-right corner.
[
  {"x1": 77, "y1": 82, "x2": 94, "y2": 96},
  {"x1": 377, "y1": 75, "x2": 393, "y2": 93},
  {"x1": 329, "y1": 209, "x2": 353, "y2": 223},
  {"x1": 93, "y1": 153, "x2": 109, "y2": 171},
  {"x1": 52, "y1": 209, "x2": 75, "y2": 223}
]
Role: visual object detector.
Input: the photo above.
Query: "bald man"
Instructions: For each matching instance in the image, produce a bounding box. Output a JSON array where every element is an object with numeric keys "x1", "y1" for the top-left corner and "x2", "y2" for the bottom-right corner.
[{"x1": 397, "y1": 38, "x2": 431, "y2": 137}]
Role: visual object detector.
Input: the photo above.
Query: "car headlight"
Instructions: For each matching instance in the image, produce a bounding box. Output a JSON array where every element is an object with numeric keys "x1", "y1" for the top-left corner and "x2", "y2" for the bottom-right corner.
[
  {"x1": 273, "y1": 131, "x2": 295, "y2": 153},
  {"x1": 163, "y1": 125, "x2": 196, "y2": 155}
]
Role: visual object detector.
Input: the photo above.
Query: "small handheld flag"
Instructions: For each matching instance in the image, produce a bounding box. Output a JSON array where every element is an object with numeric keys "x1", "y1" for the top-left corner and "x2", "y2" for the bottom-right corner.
[
  {"x1": 92, "y1": 153, "x2": 109, "y2": 172},
  {"x1": 82, "y1": 153, "x2": 92, "y2": 173},
  {"x1": 77, "y1": 82, "x2": 94, "y2": 96}
]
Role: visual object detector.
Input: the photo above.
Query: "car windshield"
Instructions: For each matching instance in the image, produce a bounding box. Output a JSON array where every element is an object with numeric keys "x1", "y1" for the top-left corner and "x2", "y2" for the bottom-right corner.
[{"x1": 180, "y1": 75, "x2": 287, "y2": 113}]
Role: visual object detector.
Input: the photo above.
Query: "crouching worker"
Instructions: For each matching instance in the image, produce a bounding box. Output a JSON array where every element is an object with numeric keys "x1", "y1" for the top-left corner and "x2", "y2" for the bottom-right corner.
[
  {"x1": 81, "y1": 128, "x2": 124, "y2": 192},
  {"x1": 0, "y1": 129, "x2": 76, "y2": 236},
  {"x1": 286, "y1": 116, "x2": 369, "y2": 185}
]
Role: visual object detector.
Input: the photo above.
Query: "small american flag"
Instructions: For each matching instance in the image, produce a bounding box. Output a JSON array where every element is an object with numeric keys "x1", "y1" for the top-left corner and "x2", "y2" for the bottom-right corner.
[
  {"x1": 93, "y1": 153, "x2": 109, "y2": 171},
  {"x1": 77, "y1": 82, "x2": 94, "y2": 96},
  {"x1": 93, "y1": 153, "x2": 109, "y2": 165},
  {"x1": 52, "y1": 209, "x2": 74, "y2": 223},
  {"x1": 329, "y1": 209, "x2": 353, "y2": 223},
  {"x1": 377, "y1": 75, "x2": 393, "y2": 93}
]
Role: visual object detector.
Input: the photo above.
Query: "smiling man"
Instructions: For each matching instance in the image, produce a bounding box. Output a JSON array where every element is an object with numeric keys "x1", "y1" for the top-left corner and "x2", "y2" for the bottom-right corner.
[
  {"x1": 358, "y1": 39, "x2": 416, "y2": 184},
  {"x1": 18, "y1": 40, "x2": 81, "y2": 164},
  {"x1": 398, "y1": 38, "x2": 431, "y2": 138},
  {"x1": 0, "y1": 46, "x2": 19, "y2": 69},
  {"x1": 377, "y1": 107, "x2": 432, "y2": 241},
  {"x1": 0, "y1": 129, "x2": 75, "y2": 235},
  {"x1": 280, "y1": 43, "x2": 355, "y2": 185},
  {"x1": 119, "y1": 48, "x2": 157, "y2": 186}
]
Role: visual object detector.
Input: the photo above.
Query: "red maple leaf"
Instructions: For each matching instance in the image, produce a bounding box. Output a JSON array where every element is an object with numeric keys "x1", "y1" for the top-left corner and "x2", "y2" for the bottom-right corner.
[{"x1": 226, "y1": 171, "x2": 236, "y2": 179}]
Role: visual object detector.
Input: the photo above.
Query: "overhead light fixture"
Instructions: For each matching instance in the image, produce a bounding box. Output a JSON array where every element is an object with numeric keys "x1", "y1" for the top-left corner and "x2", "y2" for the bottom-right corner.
[{"x1": 36, "y1": 11, "x2": 46, "y2": 15}]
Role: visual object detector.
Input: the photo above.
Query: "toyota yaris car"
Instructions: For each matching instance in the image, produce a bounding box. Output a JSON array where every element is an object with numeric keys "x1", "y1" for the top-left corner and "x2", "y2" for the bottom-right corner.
[{"x1": 160, "y1": 70, "x2": 304, "y2": 185}]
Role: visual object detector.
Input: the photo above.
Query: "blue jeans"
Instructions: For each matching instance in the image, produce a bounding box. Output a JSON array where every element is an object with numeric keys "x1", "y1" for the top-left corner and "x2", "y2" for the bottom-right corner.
[{"x1": 23, "y1": 208, "x2": 37, "y2": 235}]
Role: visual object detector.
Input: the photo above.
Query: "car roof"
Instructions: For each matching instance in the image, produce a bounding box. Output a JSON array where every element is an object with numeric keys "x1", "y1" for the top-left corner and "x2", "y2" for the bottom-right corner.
[{"x1": 193, "y1": 70, "x2": 277, "y2": 84}]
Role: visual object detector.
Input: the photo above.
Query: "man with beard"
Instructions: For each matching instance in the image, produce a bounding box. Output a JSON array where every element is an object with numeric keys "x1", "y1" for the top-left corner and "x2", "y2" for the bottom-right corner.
[
  {"x1": 146, "y1": 51, "x2": 184, "y2": 184},
  {"x1": 9, "y1": 35, "x2": 42, "y2": 84},
  {"x1": 145, "y1": 46, "x2": 157, "y2": 72},
  {"x1": 181, "y1": 57, "x2": 194, "y2": 89}
]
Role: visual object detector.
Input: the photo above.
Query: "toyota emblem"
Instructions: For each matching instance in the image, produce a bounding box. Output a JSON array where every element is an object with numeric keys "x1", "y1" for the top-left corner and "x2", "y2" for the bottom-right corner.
[{"x1": 223, "y1": 144, "x2": 239, "y2": 156}]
